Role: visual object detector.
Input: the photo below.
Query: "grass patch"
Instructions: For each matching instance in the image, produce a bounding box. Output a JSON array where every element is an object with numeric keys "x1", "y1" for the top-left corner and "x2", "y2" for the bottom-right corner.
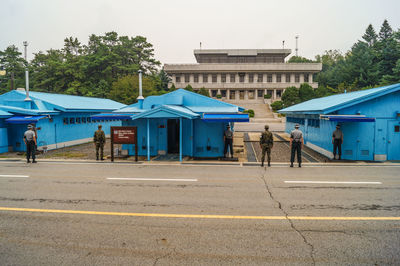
[{"x1": 52, "y1": 152, "x2": 87, "y2": 158}]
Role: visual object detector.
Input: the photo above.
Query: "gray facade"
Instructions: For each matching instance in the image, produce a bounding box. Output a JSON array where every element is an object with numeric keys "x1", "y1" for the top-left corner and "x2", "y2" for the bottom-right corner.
[{"x1": 164, "y1": 49, "x2": 322, "y2": 101}]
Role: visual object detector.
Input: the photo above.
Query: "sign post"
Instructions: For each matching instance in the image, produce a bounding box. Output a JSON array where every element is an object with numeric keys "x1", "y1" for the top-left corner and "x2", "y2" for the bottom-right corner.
[{"x1": 111, "y1": 126, "x2": 138, "y2": 162}]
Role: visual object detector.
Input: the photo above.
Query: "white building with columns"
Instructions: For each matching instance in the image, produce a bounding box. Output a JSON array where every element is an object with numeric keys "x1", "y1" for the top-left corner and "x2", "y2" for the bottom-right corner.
[{"x1": 164, "y1": 49, "x2": 322, "y2": 101}]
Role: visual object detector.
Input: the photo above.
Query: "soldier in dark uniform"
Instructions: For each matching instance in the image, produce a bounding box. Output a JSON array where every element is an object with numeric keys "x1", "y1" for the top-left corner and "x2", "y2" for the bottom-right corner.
[
  {"x1": 94, "y1": 125, "x2": 106, "y2": 160},
  {"x1": 23, "y1": 124, "x2": 37, "y2": 163},
  {"x1": 290, "y1": 124, "x2": 303, "y2": 168},
  {"x1": 260, "y1": 125, "x2": 274, "y2": 167},
  {"x1": 332, "y1": 124, "x2": 343, "y2": 160}
]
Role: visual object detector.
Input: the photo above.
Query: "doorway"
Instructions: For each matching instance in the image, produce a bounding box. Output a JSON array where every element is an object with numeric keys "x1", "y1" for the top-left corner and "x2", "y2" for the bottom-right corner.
[{"x1": 167, "y1": 119, "x2": 180, "y2": 153}]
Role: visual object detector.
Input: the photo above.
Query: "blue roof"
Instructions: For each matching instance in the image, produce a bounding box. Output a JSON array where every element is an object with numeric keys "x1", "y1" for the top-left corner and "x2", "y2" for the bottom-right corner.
[
  {"x1": 0, "y1": 109, "x2": 12, "y2": 118},
  {"x1": 279, "y1": 83, "x2": 400, "y2": 114},
  {"x1": 131, "y1": 105, "x2": 200, "y2": 120},
  {"x1": 0, "y1": 90, "x2": 126, "y2": 112},
  {"x1": 121, "y1": 89, "x2": 245, "y2": 113},
  {"x1": 5, "y1": 115, "x2": 48, "y2": 124}
]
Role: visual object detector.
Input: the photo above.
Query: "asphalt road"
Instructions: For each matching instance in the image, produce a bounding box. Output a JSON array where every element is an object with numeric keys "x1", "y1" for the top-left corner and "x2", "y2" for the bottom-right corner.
[{"x1": 0, "y1": 161, "x2": 399, "y2": 265}]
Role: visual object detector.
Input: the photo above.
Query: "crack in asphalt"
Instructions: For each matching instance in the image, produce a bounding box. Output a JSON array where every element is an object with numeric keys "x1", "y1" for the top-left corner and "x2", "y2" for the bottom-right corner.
[
  {"x1": 153, "y1": 238, "x2": 177, "y2": 266},
  {"x1": 260, "y1": 169, "x2": 316, "y2": 266}
]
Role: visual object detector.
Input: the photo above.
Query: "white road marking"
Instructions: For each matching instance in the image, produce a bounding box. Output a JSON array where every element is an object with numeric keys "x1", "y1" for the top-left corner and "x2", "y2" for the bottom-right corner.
[
  {"x1": 284, "y1": 181, "x2": 382, "y2": 184},
  {"x1": 107, "y1": 178, "x2": 198, "y2": 182},
  {"x1": 0, "y1": 174, "x2": 29, "y2": 178}
]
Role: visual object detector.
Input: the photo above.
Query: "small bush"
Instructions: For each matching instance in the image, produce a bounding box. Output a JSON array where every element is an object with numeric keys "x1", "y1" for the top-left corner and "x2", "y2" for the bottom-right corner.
[
  {"x1": 264, "y1": 94, "x2": 272, "y2": 99},
  {"x1": 216, "y1": 94, "x2": 222, "y2": 99},
  {"x1": 270, "y1": 101, "x2": 283, "y2": 112},
  {"x1": 243, "y1": 109, "x2": 255, "y2": 118}
]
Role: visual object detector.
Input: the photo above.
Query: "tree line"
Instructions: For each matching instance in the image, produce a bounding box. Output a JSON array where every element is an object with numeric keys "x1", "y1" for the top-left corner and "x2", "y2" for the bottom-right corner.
[
  {"x1": 273, "y1": 19, "x2": 400, "y2": 110},
  {"x1": 0, "y1": 20, "x2": 399, "y2": 107},
  {"x1": 0, "y1": 32, "x2": 171, "y2": 104}
]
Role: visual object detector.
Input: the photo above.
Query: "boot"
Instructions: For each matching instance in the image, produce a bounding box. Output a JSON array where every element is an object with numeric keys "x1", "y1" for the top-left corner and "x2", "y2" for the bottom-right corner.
[
  {"x1": 299, "y1": 163, "x2": 301, "y2": 168},
  {"x1": 261, "y1": 161, "x2": 264, "y2": 167},
  {"x1": 290, "y1": 163, "x2": 293, "y2": 167},
  {"x1": 32, "y1": 160, "x2": 37, "y2": 163},
  {"x1": 268, "y1": 161, "x2": 271, "y2": 167},
  {"x1": 27, "y1": 160, "x2": 30, "y2": 163}
]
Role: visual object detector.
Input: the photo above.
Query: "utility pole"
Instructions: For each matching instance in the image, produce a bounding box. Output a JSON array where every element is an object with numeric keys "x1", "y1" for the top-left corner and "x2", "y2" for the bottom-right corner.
[
  {"x1": 23, "y1": 41, "x2": 31, "y2": 101},
  {"x1": 295, "y1": 35, "x2": 299, "y2": 57}
]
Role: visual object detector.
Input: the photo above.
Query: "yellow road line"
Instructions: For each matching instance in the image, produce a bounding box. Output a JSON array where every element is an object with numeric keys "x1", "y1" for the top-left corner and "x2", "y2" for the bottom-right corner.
[{"x1": 1, "y1": 207, "x2": 400, "y2": 221}]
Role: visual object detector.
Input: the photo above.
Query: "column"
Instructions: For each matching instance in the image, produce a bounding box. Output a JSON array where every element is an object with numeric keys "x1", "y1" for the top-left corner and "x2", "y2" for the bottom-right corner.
[
  {"x1": 208, "y1": 89, "x2": 212, "y2": 96},
  {"x1": 147, "y1": 119, "x2": 150, "y2": 161},
  {"x1": 309, "y1": 73, "x2": 313, "y2": 84},
  {"x1": 179, "y1": 117, "x2": 182, "y2": 162},
  {"x1": 217, "y1": 89, "x2": 221, "y2": 95},
  {"x1": 282, "y1": 73, "x2": 286, "y2": 83},
  {"x1": 300, "y1": 73, "x2": 304, "y2": 84},
  {"x1": 245, "y1": 73, "x2": 249, "y2": 83},
  {"x1": 190, "y1": 74, "x2": 194, "y2": 83},
  {"x1": 263, "y1": 74, "x2": 267, "y2": 83},
  {"x1": 255, "y1": 89, "x2": 258, "y2": 99},
  {"x1": 272, "y1": 74, "x2": 277, "y2": 83},
  {"x1": 236, "y1": 90, "x2": 239, "y2": 100},
  {"x1": 199, "y1": 73, "x2": 203, "y2": 83},
  {"x1": 291, "y1": 73, "x2": 295, "y2": 84},
  {"x1": 245, "y1": 90, "x2": 248, "y2": 100},
  {"x1": 273, "y1": 89, "x2": 277, "y2": 100},
  {"x1": 227, "y1": 89, "x2": 230, "y2": 99}
]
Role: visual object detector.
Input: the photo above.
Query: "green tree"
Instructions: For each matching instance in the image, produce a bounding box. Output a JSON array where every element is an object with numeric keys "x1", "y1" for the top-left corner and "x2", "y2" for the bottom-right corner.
[
  {"x1": 270, "y1": 101, "x2": 283, "y2": 111},
  {"x1": 108, "y1": 74, "x2": 158, "y2": 104},
  {"x1": 0, "y1": 45, "x2": 26, "y2": 93},
  {"x1": 298, "y1": 83, "x2": 315, "y2": 102},
  {"x1": 362, "y1": 24, "x2": 378, "y2": 47},
  {"x1": 281, "y1": 86, "x2": 301, "y2": 107},
  {"x1": 288, "y1": 56, "x2": 314, "y2": 63},
  {"x1": 197, "y1": 87, "x2": 209, "y2": 97}
]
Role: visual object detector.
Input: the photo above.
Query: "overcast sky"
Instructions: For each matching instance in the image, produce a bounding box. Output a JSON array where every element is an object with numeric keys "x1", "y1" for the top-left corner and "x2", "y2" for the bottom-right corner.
[{"x1": 1, "y1": 0, "x2": 399, "y2": 64}]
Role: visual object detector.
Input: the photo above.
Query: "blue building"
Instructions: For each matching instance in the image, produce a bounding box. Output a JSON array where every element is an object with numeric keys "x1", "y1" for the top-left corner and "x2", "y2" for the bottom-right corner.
[
  {"x1": 279, "y1": 83, "x2": 400, "y2": 161},
  {"x1": 0, "y1": 90, "x2": 125, "y2": 153},
  {"x1": 94, "y1": 89, "x2": 248, "y2": 161}
]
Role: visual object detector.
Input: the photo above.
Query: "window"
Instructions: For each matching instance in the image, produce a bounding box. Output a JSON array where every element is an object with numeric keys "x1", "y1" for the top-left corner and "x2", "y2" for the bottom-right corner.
[
  {"x1": 248, "y1": 74, "x2": 254, "y2": 83},
  {"x1": 63, "y1": 117, "x2": 69, "y2": 125},
  {"x1": 87, "y1": 117, "x2": 91, "y2": 123},
  {"x1": 82, "y1": 117, "x2": 86, "y2": 123},
  {"x1": 221, "y1": 90, "x2": 226, "y2": 97},
  {"x1": 76, "y1": 117, "x2": 81, "y2": 124},
  {"x1": 308, "y1": 119, "x2": 320, "y2": 128},
  {"x1": 286, "y1": 74, "x2": 291, "y2": 83},
  {"x1": 295, "y1": 74, "x2": 300, "y2": 83},
  {"x1": 395, "y1": 125, "x2": 400, "y2": 132},
  {"x1": 276, "y1": 74, "x2": 281, "y2": 83},
  {"x1": 257, "y1": 90, "x2": 263, "y2": 97},
  {"x1": 239, "y1": 73, "x2": 245, "y2": 83},
  {"x1": 230, "y1": 91, "x2": 235, "y2": 99},
  {"x1": 194, "y1": 74, "x2": 199, "y2": 83},
  {"x1": 230, "y1": 74, "x2": 235, "y2": 83},
  {"x1": 258, "y1": 74, "x2": 263, "y2": 83},
  {"x1": 212, "y1": 74, "x2": 217, "y2": 83},
  {"x1": 304, "y1": 73, "x2": 309, "y2": 83},
  {"x1": 267, "y1": 74, "x2": 272, "y2": 83},
  {"x1": 221, "y1": 74, "x2": 226, "y2": 83},
  {"x1": 176, "y1": 75, "x2": 181, "y2": 83},
  {"x1": 70, "y1": 118, "x2": 75, "y2": 124},
  {"x1": 286, "y1": 117, "x2": 305, "y2": 125},
  {"x1": 211, "y1": 90, "x2": 217, "y2": 97},
  {"x1": 185, "y1": 74, "x2": 190, "y2": 83},
  {"x1": 203, "y1": 74, "x2": 208, "y2": 83}
]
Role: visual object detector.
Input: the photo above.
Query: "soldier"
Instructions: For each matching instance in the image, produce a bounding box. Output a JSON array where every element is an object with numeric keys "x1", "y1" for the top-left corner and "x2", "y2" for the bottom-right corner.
[
  {"x1": 290, "y1": 124, "x2": 303, "y2": 168},
  {"x1": 23, "y1": 124, "x2": 37, "y2": 163},
  {"x1": 224, "y1": 125, "x2": 234, "y2": 158},
  {"x1": 260, "y1": 124, "x2": 274, "y2": 167},
  {"x1": 332, "y1": 124, "x2": 343, "y2": 160},
  {"x1": 93, "y1": 124, "x2": 106, "y2": 161}
]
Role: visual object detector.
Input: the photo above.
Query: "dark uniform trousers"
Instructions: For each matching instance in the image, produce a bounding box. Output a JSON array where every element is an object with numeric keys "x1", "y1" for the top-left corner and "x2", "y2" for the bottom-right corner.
[
  {"x1": 26, "y1": 140, "x2": 36, "y2": 162},
  {"x1": 290, "y1": 141, "x2": 302, "y2": 164},
  {"x1": 261, "y1": 144, "x2": 271, "y2": 164},
  {"x1": 96, "y1": 143, "x2": 104, "y2": 160},
  {"x1": 333, "y1": 139, "x2": 342, "y2": 158},
  {"x1": 224, "y1": 138, "x2": 233, "y2": 157}
]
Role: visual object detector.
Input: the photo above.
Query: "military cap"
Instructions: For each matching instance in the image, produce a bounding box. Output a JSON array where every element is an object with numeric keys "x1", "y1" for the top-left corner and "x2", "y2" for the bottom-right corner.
[
  {"x1": 264, "y1": 125, "x2": 269, "y2": 130},
  {"x1": 295, "y1": 124, "x2": 300, "y2": 128}
]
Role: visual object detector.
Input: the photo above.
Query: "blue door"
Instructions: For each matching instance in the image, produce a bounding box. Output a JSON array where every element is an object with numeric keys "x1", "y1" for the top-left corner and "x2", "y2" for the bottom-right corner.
[
  {"x1": 387, "y1": 120, "x2": 400, "y2": 160},
  {"x1": 341, "y1": 122, "x2": 374, "y2": 161}
]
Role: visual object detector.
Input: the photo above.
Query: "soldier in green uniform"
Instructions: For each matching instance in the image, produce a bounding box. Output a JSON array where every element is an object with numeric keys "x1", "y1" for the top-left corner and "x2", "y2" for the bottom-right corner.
[
  {"x1": 260, "y1": 125, "x2": 274, "y2": 167},
  {"x1": 93, "y1": 125, "x2": 106, "y2": 160}
]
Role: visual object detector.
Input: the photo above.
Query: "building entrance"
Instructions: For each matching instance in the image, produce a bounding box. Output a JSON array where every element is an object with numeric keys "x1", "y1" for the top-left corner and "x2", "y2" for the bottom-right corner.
[{"x1": 167, "y1": 119, "x2": 180, "y2": 153}]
